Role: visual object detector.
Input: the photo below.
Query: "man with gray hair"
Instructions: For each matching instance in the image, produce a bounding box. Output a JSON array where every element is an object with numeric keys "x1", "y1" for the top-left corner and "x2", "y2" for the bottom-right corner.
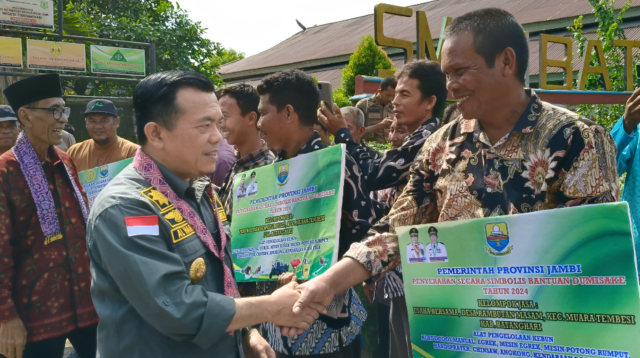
[{"x1": 341, "y1": 106, "x2": 380, "y2": 160}]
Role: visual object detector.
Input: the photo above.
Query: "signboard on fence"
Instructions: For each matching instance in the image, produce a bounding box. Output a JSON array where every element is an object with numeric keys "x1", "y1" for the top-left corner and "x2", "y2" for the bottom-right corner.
[
  {"x1": 0, "y1": 37, "x2": 22, "y2": 68},
  {"x1": 79, "y1": 158, "x2": 133, "y2": 208},
  {"x1": 27, "y1": 39, "x2": 85, "y2": 72},
  {"x1": 398, "y1": 203, "x2": 640, "y2": 358},
  {"x1": 0, "y1": 0, "x2": 53, "y2": 30},
  {"x1": 230, "y1": 145, "x2": 345, "y2": 282},
  {"x1": 90, "y1": 45, "x2": 145, "y2": 76}
]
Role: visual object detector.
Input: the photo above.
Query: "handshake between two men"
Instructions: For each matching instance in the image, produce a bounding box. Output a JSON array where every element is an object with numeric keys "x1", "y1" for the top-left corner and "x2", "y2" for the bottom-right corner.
[{"x1": 272, "y1": 258, "x2": 373, "y2": 337}]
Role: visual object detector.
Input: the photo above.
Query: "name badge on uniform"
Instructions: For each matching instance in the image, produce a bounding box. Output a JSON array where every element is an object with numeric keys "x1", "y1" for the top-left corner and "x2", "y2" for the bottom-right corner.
[{"x1": 125, "y1": 216, "x2": 159, "y2": 236}]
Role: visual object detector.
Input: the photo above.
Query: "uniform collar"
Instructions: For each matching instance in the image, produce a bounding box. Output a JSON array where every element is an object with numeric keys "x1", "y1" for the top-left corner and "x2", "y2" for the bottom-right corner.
[{"x1": 154, "y1": 159, "x2": 209, "y2": 201}]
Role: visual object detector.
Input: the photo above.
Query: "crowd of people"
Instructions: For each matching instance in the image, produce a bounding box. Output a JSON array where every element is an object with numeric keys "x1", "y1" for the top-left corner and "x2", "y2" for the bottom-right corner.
[{"x1": 0, "y1": 6, "x2": 636, "y2": 358}]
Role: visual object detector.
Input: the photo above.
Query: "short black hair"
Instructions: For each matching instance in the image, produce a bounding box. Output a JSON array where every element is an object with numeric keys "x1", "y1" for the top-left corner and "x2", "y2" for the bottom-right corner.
[
  {"x1": 380, "y1": 77, "x2": 397, "y2": 91},
  {"x1": 395, "y1": 60, "x2": 448, "y2": 115},
  {"x1": 219, "y1": 83, "x2": 260, "y2": 119},
  {"x1": 133, "y1": 71, "x2": 215, "y2": 144},
  {"x1": 256, "y1": 70, "x2": 319, "y2": 127},
  {"x1": 444, "y1": 8, "x2": 529, "y2": 84}
]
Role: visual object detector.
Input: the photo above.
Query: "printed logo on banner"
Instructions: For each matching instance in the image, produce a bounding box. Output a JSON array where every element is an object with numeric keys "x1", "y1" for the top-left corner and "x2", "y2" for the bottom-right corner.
[
  {"x1": 50, "y1": 45, "x2": 61, "y2": 56},
  {"x1": 40, "y1": 1, "x2": 48, "y2": 9},
  {"x1": 99, "y1": 165, "x2": 109, "y2": 178},
  {"x1": 110, "y1": 50, "x2": 127, "y2": 62},
  {"x1": 277, "y1": 164, "x2": 289, "y2": 186},
  {"x1": 485, "y1": 222, "x2": 513, "y2": 256},
  {"x1": 85, "y1": 170, "x2": 96, "y2": 182}
]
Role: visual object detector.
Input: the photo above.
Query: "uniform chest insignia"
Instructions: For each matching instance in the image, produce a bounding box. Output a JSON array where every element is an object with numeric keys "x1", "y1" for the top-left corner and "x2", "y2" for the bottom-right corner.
[
  {"x1": 212, "y1": 192, "x2": 227, "y2": 223},
  {"x1": 163, "y1": 209, "x2": 184, "y2": 226},
  {"x1": 190, "y1": 257, "x2": 206, "y2": 283},
  {"x1": 141, "y1": 187, "x2": 171, "y2": 211},
  {"x1": 171, "y1": 223, "x2": 195, "y2": 244}
]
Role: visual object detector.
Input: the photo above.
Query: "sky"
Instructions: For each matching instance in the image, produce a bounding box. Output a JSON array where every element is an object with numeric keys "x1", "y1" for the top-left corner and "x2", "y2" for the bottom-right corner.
[{"x1": 171, "y1": 0, "x2": 423, "y2": 57}]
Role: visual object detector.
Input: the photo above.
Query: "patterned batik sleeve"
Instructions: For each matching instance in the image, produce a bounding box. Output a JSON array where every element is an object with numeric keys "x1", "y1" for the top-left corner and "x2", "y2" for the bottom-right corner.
[
  {"x1": 554, "y1": 122, "x2": 620, "y2": 205},
  {"x1": 339, "y1": 155, "x2": 375, "y2": 251},
  {"x1": 0, "y1": 180, "x2": 18, "y2": 323},
  {"x1": 334, "y1": 127, "x2": 427, "y2": 191},
  {"x1": 344, "y1": 139, "x2": 440, "y2": 282}
]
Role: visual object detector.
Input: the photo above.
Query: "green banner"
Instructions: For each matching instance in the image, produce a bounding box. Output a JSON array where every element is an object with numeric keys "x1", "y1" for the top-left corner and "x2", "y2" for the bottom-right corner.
[
  {"x1": 79, "y1": 158, "x2": 133, "y2": 208},
  {"x1": 90, "y1": 45, "x2": 145, "y2": 76},
  {"x1": 230, "y1": 145, "x2": 345, "y2": 282},
  {"x1": 397, "y1": 203, "x2": 640, "y2": 358}
]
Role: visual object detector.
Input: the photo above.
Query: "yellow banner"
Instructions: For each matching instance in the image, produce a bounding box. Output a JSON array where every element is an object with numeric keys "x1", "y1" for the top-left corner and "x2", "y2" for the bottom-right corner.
[
  {"x1": 0, "y1": 37, "x2": 22, "y2": 68},
  {"x1": 27, "y1": 40, "x2": 85, "y2": 72}
]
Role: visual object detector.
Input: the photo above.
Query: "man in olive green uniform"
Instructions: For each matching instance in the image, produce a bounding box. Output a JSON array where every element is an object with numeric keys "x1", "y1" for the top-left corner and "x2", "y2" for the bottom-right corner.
[
  {"x1": 355, "y1": 77, "x2": 396, "y2": 144},
  {"x1": 87, "y1": 71, "x2": 323, "y2": 358}
]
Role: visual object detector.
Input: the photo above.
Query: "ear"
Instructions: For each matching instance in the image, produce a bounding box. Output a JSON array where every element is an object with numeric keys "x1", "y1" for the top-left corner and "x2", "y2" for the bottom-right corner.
[
  {"x1": 357, "y1": 126, "x2": 366, "y2": 137},
  {"x1": 247, "y1": 111, "x2": 258, "y2": 127},
  {"x1": 18, "y1": 108, "x2": 33, "y2": 129},
  {"x1": 284, "y1": 104, "x2": 295, "y2": 123},
  {"x1": 500, "y1": 47, "x2": 518, "y2": 79},
  {"x1": 143, "y1": 122, "x2": 165, "y2": 150},
  {"x1": 114, "y1": 116, "x2": 121, "y2": 129},
  {"x1": 423, "y1": 95, "x2": 437, "y2": 113}
]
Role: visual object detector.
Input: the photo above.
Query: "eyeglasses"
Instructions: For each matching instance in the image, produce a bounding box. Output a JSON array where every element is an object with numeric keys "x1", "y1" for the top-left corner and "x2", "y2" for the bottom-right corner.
[{"x1": 25, "y1": 107, "x2": 71, "y2": 121}]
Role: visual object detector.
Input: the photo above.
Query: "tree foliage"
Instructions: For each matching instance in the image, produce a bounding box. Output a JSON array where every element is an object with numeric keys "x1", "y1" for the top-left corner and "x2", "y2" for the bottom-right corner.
[
  {"x1": 569, "y1": 0, "x2": 634, "y2": 130},
  {"x1": 61, "y1": 0, "x2": 243, "y2": 96},
  {"x1": 341, "y1": 35, "x2": 395, "y2": 97}
]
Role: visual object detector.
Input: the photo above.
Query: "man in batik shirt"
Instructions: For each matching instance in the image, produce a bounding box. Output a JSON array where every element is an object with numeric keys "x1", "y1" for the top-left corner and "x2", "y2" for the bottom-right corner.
[
  {"x1": 288, "y1": 9, "x2": 620, "y2": 358},
  {"x1": 319, "y1": 59, "x2": 448, "y2": 357},
  {"x1": 257, "y1": 70, "x2": 375, "y2": 357},
  {"x1": 0, "y1": 74, "x2": 98, "y2": 358}
]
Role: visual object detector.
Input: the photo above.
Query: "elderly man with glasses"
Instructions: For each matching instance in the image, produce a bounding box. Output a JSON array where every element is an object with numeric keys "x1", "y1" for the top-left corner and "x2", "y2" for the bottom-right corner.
[{"x1": 0, "y1": 74, "x2": 98, "y2": 358}]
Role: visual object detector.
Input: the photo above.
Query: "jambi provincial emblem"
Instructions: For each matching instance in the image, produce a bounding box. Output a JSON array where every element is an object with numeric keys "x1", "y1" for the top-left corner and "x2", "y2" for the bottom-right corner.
[{"x1": 485, "y1": 222, "x2": 513, "y2": 256}]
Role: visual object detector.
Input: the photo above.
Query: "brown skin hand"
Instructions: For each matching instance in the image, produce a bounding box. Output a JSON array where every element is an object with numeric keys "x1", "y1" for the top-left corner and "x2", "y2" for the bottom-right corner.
[{"x1": 623, "y1": 87, "x2": 640, "y2": 134}]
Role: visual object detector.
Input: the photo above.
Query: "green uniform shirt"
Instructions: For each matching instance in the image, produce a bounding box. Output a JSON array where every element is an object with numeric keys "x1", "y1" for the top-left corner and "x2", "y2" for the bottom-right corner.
[{"x1": 87, "y1": 163, "x2": 243, "y2": 358}]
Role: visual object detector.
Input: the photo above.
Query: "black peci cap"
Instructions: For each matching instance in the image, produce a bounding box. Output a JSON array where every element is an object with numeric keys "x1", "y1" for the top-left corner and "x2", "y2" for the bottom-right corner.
[
  {"x1": 428, "y1": 226, "x2": 438, "y2": 235},
  {"x1": 3, "y1": 74, "x2": 63, "y2": 114}
]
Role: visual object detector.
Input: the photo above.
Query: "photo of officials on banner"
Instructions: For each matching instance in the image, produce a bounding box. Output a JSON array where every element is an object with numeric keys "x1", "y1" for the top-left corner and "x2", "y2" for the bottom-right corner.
[{"x1": 1, "y1": 1, "x2": 640, "y2": 358}]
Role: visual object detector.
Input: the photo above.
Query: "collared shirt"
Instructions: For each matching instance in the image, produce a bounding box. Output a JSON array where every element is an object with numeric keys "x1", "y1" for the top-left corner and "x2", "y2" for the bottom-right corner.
[
  {"x1": 345, "y1": 93, "x2": 620, "y2": 282},
  {"x1": 335, "y1": 117, "x2": 440, "y2": 191},
  {"x1": 87, "y1": 162, "x2": 242, "y2": 358},
  {"x1": 261, "y1": 132, "x2": 374, "y2": 355},
  {"x1": 217, "y1": 146, "x2": 275, "y2": 221},
  {"x1": 611, "y1": 116, "x2": 640, "y2": 275},
  {"x1": 0, "y1": 147, "x2": 98, "y2": 342},
  {"x1": 356, "y1": 95, "x2": 394, "y2": 143}
]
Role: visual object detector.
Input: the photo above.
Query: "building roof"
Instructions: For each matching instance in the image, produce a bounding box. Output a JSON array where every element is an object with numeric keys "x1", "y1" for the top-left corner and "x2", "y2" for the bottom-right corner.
[{"x1": 221, "y1": 0, "x2": 640, "y2": 78}]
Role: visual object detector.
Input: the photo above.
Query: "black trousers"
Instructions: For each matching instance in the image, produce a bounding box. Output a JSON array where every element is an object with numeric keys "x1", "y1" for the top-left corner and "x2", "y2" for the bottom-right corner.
[{"x1": 21, "y1": 324, "x2": 97, "y2": 358}]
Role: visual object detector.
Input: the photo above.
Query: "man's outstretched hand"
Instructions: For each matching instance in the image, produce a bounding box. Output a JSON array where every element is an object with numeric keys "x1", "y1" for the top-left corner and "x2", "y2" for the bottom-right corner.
[
  {"x1": 624, "y1": 87, "x2": 640, "y2": 134},
  {"x1": 269, "y1": 281, "x2": 327, "y2": 336},
  {"x1": 279, "y1": 277, "x2": 336, "y2": 337},
  {"x1": 318, "y1": 101, "x2": 347, "y2": 135},
  {"x1": 0, "y1": 318, "x2": 27, "y2": 358}
]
